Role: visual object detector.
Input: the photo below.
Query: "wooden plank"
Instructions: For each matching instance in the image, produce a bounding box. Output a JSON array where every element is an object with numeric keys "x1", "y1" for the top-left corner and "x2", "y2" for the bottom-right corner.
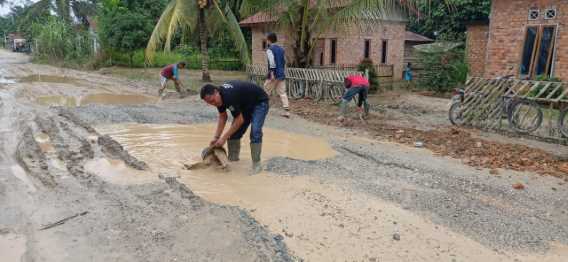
[
  {"x1": 545, "y1": 82, "x2": 562, "y2": 100},
  {"x1": 463, "y1": 79, "x2": 508, "y2": 124},
  {"x1": 534, "y1": 82, "x2": 552, "y2": 99}
]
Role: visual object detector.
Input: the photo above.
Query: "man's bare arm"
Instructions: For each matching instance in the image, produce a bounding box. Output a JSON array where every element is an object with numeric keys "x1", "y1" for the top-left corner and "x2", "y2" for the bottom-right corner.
[
  {"x1": 219, "y1": 114, "x2": 244, "y2": 143},
  {"x1": 215, "y1": 112, "x2": 228, "y2": 137}
]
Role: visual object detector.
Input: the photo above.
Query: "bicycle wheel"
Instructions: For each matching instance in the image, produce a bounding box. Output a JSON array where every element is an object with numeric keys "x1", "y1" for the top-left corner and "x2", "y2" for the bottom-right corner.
[
  {"x1": 329, "y1": 83, "x2": 344, "y2": 104},
  {"x1": 557, "y1": 108, "x2": 568, "y2": 138},
  {"x1": 507, "y1": 99, "x2": 543, "y2": 134},
  {"x1": 449, "y1": 101, "x2": 466, "y2": 126},
  {"x1": 306, "y1": 82, "x2": 323, "y2": 101},
  {"x1": 313, "y1": 83, "x2": 324, "y2": 101},
  {"x1": 290, "y1": 81, "x2": 304, "y2": 99}
]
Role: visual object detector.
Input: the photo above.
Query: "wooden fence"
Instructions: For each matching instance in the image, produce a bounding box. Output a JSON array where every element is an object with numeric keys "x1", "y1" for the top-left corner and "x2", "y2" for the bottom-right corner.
[
  {"x1": 246, "y1": 64, "x2": 363, "y2": 102},
  {"x1": 310, "y1": 64, "x2": 394, "y2": 77},
  {"x1": 459, "y1": 77, "x2": 568, "y2": 143}
]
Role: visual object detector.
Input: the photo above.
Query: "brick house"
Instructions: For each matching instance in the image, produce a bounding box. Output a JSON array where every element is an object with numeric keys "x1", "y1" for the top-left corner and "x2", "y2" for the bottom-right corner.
[
  {"x1": 240, "y1": 4, "x2": 430, "y2": 80},
  {"x1": 466, "y1": 0, "x2": 568, "y2": 81}
]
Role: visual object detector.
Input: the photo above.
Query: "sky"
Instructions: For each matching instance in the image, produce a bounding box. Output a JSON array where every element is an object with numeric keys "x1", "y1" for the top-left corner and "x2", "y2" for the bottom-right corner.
[{"x1": 0, "y1": 0, "x2": 38, "y2": 16}]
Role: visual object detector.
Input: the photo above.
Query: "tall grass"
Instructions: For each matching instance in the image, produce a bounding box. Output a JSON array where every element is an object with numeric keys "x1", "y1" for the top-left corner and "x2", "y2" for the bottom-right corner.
[{"x1": 31, "y1": 17, "x2": 93, "y2": 62}]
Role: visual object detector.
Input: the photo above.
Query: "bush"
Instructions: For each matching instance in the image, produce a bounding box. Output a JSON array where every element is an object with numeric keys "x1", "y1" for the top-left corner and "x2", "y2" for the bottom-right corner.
[
  {"x1": 357, "y1": 58, "x2": 379, "y2": 92},
  {"x1": 31, "y1": 17, "x2": 93, "y2": 61},
  {"x1": 105, "y1": 47, "x2": 242, "y2": 70},
  {"x1": 417, "y1": 48, "x2": 467, "y2": 93}
]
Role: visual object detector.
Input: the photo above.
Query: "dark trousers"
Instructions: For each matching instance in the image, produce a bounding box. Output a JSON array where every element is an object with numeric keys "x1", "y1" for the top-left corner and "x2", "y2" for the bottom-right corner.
[
  {"x1": 342, "y1": 86, "x2": 368, "y2": 107},
  {"x1": 229, "y1": 101, "x2": 269, "y2": 143}
]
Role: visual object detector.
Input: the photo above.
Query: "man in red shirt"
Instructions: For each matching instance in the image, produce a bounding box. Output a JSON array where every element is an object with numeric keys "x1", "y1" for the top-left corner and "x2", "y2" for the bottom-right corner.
[
  {"x1": 159, "y1": 62, "x2": 186, "y2": 96},
  {"x1": 338, "y1": 74, "x2": 370, "y2": 122}
]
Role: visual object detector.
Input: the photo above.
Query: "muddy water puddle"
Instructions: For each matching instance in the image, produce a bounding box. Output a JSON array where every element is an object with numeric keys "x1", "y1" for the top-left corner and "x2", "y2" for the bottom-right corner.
[
  {"x1": 36, "y1": 93, "x2": 157, "y2": 107},
  {"x1": 91, "y1": 123, "x2": 540, "y2": 261},
  {"x1": 19, "y1": 74, "x2": 79, "y2": 84},
  {"x1": 0, "y1": 76, "x2": 15, "y2": 85}
]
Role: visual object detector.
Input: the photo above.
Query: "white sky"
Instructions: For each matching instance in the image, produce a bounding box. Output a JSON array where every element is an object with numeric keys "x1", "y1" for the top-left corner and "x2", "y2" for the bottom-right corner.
[{"x1": 0, "y1": 0, "x2": 38, "y2": 16}]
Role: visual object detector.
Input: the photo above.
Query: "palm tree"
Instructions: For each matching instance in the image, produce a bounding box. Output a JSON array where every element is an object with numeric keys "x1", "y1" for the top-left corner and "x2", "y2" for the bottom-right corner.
[
  {"x1": 239, "y1": 0, "x2": 424, "y2": 67},
  {"x1": 146, "y1": 0, "x2": 251, "y2": 81}
]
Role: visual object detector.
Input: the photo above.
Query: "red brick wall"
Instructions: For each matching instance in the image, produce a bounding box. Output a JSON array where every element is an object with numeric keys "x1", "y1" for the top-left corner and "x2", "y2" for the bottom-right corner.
[
  {"x1": 318, "y1": 22, "x2": 406, "y2": 80},
  {"x1": 484, "y1": 0, "x2": 568, "y2": 81},
  {"x1": 466, "y1": 24, "x2": 489, "y2": 77},
  {"x1": 250, "y1": 26, "x2": 296, "y2": 67},
  {"x1": 249, "y1": 21, "x2": 407, "y2": 80}
]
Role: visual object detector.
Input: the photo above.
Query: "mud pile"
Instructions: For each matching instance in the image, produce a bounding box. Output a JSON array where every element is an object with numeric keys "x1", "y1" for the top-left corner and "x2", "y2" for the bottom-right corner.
[{"x1": 291, "y1": 99, "x2": 568, "y2": 179}]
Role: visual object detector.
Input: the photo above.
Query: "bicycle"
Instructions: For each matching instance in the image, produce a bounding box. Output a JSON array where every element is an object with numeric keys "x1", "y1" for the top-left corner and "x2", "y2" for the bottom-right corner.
[
  {"x1": 557, "y1": 104, "x2": 568, "y2": 137},
  {"x1": 449, "y1": 75, "x2": 543, "y2": 134}
]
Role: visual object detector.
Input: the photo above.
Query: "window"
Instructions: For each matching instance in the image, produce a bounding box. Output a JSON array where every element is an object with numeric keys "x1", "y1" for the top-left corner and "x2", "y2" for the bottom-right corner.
[
  {"x1": 320, "y1": 53, "x2": 324, "y2": 65},
  {"x1": 330, "y1": 39, "x2": 337, "y2": 64},
  {"x1": 262, "y1": 40, "x2": 267, "y2": 50},
  {"x1": 544, "y1": 8, "x2": 557, "y2": 20},
  {"x1": 520, "y1": 25, "x2": 557, "y2": 79},
  {"x1": 528, "y1": 8, "x2": 539, "y2": 20},
  {"x1": 380, "y1": 40, "x2": 388, "y2": 64},
  {"x1": 364, "y1": 39, "x2": 371, "y2": 59}
]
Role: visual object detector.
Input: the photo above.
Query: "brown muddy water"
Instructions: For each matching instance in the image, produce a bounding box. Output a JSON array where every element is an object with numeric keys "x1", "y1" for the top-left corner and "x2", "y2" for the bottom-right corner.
[
  {"x1": 19, "y1": 74, "x2": 79, "y2": 84},
  {"x1": 35, "y1": 94, "x2": 157, "y2": 107},
  {"x1": 88, "y1": 123, "x2": 549, "y2": 261}
]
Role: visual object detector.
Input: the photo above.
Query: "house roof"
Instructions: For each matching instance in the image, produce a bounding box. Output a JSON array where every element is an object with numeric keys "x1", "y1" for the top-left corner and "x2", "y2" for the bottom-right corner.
[
  {"x1": 240, "y1": 0, "x2": 417, "y2": 26},
  {"x1": 240, "y1": 12, "x2": 277, "y2": 26},
  {"x1": 405, "y1": 31, "x2": 433, "y2": 43}
]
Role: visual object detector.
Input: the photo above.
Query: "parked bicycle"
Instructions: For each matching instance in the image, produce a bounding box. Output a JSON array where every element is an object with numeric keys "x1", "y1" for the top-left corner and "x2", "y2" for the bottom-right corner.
[{"x1": 449, "y1": 75, "x2": 543, "y2": 134}]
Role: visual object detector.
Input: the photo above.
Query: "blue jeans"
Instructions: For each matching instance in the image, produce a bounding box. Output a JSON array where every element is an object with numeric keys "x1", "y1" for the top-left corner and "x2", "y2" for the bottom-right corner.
[
  {"x1": 342, "y1": 86, "x2": 368, "y2": 107},
  {"x1": 230, "y1": 101, "x2": 269, "y2": 143}
]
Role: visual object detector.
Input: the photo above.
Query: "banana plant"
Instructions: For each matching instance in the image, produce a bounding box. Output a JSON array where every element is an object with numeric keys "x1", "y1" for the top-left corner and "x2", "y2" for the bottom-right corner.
[{"x1": 146, "y1": 0, "x2": 251, "y2": 81}]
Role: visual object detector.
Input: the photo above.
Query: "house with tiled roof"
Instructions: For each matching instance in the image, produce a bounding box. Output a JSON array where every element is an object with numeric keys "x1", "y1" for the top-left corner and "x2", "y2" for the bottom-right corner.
[{"x1": 240, "y1": 2, "x2": 431, "y2": 80}]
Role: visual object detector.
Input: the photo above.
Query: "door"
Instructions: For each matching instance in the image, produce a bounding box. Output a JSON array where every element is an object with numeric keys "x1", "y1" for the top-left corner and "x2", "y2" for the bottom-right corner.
[{"x1": 312, "y1": 39, "x2": 326, "y2": 66}]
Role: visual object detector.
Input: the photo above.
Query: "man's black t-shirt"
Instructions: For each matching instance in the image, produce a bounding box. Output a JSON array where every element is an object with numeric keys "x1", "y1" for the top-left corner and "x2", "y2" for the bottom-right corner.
[{"x1": 217, "y1": 81, "x2": 269, "y2": 117}]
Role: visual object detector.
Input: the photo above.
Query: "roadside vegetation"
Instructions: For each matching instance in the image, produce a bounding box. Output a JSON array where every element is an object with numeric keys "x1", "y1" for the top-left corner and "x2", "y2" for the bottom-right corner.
[{"x1": 0, "y1": 0, "x2": 490, "y2": 89}]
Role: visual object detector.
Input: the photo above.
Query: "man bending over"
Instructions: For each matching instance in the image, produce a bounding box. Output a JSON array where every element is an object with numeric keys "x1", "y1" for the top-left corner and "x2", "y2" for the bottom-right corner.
[
  {"x1": 200, "y1": 81, "x2": 270, "y2": 174},
  {"x1": 159, "y1": 61, "x2": 187, "y2": 96}
]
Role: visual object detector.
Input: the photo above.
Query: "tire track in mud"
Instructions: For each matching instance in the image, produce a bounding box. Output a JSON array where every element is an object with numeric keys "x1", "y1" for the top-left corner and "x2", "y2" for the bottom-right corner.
[
  {"x1": 15, "y1": 128, "x2": 55, "y2": 187},
  {"x1": 12, "y1": 108, "x2": 295, "y2": 261}
]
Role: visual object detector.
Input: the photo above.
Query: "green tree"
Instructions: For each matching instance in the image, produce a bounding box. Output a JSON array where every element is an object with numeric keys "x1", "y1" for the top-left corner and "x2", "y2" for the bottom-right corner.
[
  {"x1": 146, "y1": 0, "x2": 250, "y2": 81},
  {"x1": 99, "y1": 7, "x2": 154, "y2": 66},
  {"x1": 409, "y1": 0, "x2": 490, "y2": 41}
]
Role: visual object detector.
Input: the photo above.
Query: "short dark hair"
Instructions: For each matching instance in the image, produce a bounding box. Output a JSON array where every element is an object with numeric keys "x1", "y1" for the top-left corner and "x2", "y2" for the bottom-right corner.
[
  {"x1": 178, "y1": 61, "x2": 187, "y2": 67},
  {"x1": 266, "y1": 32, "x2": 277, "y2": 43},
  {"x1": 200, "y1": 84, "x2": 219, "y2": 99}
]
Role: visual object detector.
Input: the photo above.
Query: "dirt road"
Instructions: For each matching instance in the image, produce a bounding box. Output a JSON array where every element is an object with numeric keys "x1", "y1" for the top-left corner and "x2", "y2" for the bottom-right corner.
[{"x1": 1, "y1": 49, "x2": 568, "y2": 262}]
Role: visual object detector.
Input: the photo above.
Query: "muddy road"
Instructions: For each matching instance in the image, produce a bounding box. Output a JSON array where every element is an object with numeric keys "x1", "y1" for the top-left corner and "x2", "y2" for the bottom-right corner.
[{"x1": 1, "y1": 50, "x2": 568, "y2": 262}]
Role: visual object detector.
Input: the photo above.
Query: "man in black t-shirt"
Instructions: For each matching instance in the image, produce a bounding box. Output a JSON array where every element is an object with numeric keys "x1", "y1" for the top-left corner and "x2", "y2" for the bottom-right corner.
[{"x1": 200, "y1": 81, "x2": 270, "y2": 174}]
